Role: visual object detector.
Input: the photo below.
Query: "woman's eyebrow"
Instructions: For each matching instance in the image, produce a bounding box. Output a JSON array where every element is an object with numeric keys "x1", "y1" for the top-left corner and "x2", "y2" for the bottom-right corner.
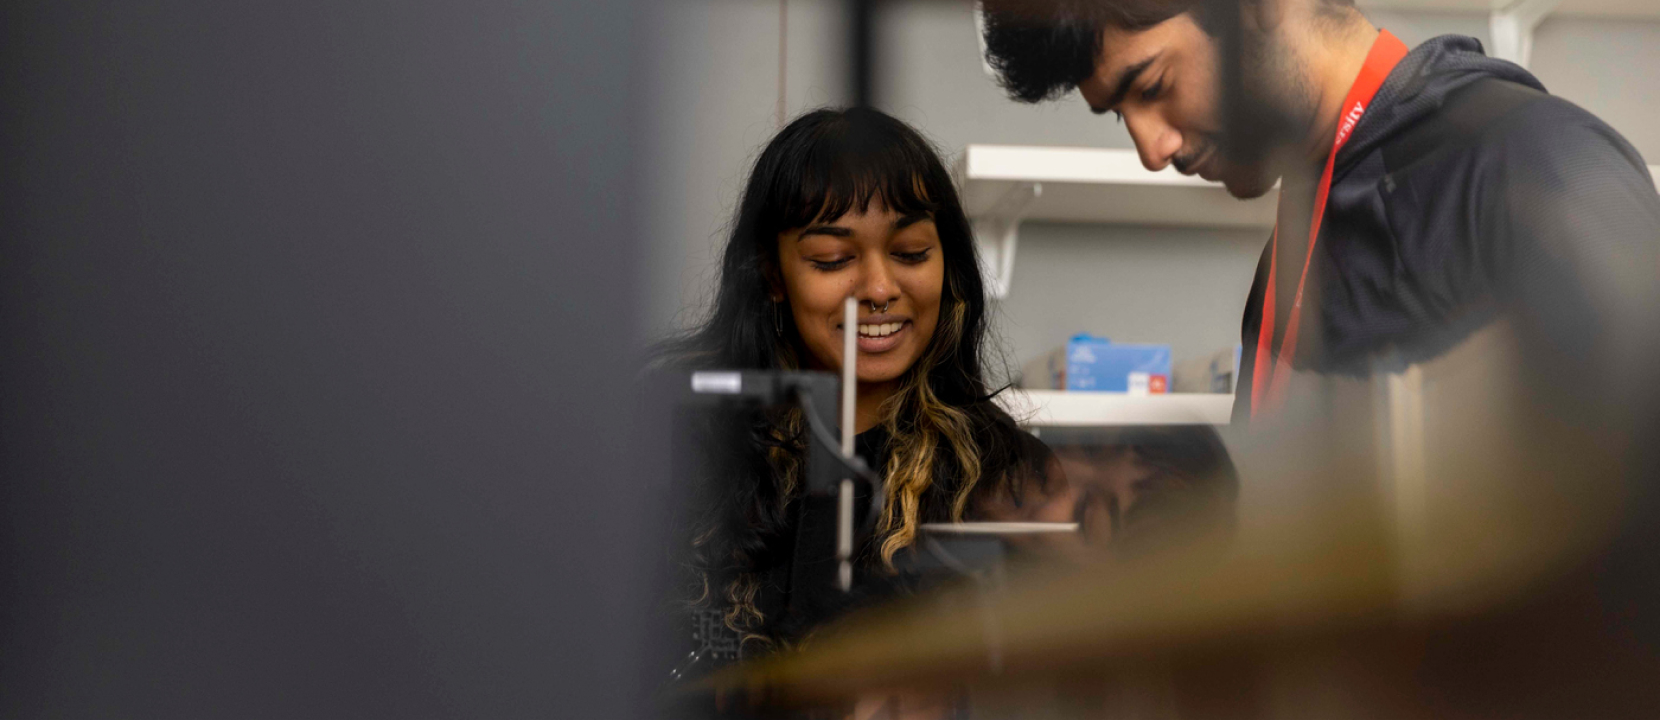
[
  {"x1": 893, "y1": 212, "x2": 932, "y2": 230},
  {"x1": 797, "y1": 224, "x2": 852, "y2": 239}
]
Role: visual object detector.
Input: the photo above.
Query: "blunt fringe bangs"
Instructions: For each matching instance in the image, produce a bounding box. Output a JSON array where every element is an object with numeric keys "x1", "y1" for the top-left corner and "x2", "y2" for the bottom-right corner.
[{"x1": 764, "y1": 107, "x2": 949, "y2": 235}]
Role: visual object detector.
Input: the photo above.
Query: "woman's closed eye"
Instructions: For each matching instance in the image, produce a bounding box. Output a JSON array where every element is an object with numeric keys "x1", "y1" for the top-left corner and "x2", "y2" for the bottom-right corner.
[
  {"x1": 808, "y1": 256, "x2": 853, "y2": 271},
  {"x1": 892, "y1": 248, "x2": 931, "y2": 264}
]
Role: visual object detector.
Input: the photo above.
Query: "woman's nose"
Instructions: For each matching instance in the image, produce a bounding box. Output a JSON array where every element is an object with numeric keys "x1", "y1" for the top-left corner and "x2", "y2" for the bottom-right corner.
[{"x1": 856, "y1": 256, "x2": 900, "y2": 310}]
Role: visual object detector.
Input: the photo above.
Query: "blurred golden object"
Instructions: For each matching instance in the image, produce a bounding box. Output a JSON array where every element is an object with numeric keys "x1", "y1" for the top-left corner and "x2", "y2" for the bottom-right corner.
[{"x1": 710, "y1": 323, "x2": 1658, "y2": 718}]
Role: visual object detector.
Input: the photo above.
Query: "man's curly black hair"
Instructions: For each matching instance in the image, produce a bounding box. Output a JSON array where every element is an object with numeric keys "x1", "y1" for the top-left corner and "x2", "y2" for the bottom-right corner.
[
  {"x1": 980, "y1": 0, "x2": 1202, "y2": 103},
  {"x1": 981, "y1": 0, "x2": 1359, "y2": 104}
]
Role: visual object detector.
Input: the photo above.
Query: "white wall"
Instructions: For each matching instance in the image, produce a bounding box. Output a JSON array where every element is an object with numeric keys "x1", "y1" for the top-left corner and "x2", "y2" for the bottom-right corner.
[
  {"x1": 644, "y1": 0, "x2": 1660, "y2": 368},
  {"x1": 995, "y1": 223, "x2": 1267, "y2": 364},
  {"x1": 1532, "y1": 16, "x2": 1660, "y2": 161},
  {"x1": 875, "y1": 1, "x2": 1135, "y2": 154},
  {"x1": 641, "y1": 0, "x2": 847, "y2": 335},
  {"x1": 1362, "y1": 8, "x2": 1492, "y2": 46}
]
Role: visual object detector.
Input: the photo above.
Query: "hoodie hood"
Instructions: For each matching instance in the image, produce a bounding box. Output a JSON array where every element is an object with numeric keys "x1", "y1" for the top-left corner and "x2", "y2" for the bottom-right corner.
[{"x1": 1335, "y1": 34, "x2": 1545, "y2": 174}]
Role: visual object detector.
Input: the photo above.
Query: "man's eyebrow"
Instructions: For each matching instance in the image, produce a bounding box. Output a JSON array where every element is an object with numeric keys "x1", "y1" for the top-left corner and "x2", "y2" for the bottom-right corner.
[
  {"x1": 797, "y1": 224, "x2": 852, "y2": 239},
  {"x1": 1089, "y1": 54, "x2": 1158, "y2": 115},
  {"x1": 893, "y1": 212, "x2": 932, "y2": 230}
]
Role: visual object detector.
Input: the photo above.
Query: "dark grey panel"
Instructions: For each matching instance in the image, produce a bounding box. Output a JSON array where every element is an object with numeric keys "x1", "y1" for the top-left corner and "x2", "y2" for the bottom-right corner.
[{"x1": 0, "y1": 2, "x2": 653, "y2": 717}]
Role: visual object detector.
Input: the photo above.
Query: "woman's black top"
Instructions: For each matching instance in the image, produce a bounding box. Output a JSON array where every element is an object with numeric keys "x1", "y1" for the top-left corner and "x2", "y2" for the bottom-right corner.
[
  {"x1": 709, "y1": 427, "x2": 907, "y2": 654},
  {"x1": 670, "y1": 407, "x2": 1059, "y2": 683}
]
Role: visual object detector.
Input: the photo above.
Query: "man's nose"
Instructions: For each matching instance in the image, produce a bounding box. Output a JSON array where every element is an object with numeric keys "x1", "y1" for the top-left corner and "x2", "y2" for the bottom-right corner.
[{"x1": 1128, "y1": 113, "x2": 1182, "y2": 172}]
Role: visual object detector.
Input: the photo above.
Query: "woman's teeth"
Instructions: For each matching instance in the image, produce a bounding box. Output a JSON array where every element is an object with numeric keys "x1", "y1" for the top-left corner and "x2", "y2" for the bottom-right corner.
[{"x1": 858, "y1": 322, "x2": 903, "y2": 338}]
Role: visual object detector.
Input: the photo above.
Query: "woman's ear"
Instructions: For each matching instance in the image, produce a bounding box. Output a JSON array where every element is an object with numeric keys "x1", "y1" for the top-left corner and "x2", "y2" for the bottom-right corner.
[{"x1": 764, "y1": 264, "x2": 785, "y2": 303}]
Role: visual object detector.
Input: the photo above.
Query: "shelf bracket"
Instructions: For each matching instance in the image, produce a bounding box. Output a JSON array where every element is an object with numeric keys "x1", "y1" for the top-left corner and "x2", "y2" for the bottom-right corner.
[
  {"x1": 972, "y1": 181, "x2": 1041, "y2": 299},
  {"x1": 1490, "y1": 0, "x2": 1559, "y2": 68}
]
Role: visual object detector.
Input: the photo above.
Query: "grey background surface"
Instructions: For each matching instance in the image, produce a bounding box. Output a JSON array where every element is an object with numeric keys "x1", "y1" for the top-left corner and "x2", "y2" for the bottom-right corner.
[{"x1": 1, "y1": 2, "x2": 657, "y2": 716}]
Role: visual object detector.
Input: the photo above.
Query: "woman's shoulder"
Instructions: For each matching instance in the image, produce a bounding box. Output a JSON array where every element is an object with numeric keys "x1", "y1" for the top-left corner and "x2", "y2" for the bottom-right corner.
[
  {"x1": 962, "y1": 390, "x2": 1039, "y2": 447},
  {"x1": 951, "y1": 391, "x2": 1058, "y2": 479}
]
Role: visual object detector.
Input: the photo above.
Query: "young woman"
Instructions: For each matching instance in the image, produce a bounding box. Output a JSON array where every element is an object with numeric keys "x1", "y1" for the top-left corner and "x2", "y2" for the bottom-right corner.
[{"x1": 659, "y1": 107, "x2": 1055, "y2": 668}]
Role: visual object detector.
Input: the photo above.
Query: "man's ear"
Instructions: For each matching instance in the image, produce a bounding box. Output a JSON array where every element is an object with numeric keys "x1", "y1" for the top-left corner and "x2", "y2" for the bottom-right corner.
[{"x1": 1239, "y1": 0, "x2": 1290, "y2": 35}]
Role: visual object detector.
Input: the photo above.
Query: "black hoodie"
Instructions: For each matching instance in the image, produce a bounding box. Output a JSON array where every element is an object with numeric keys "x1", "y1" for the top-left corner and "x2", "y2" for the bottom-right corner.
[{"x1": 1233, "y1": 35, "x2": 1660, "y2": 421}]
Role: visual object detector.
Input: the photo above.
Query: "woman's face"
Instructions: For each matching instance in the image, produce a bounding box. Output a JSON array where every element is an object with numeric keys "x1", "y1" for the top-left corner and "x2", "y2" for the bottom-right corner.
[{"x1": 775, "y1": 202, "x2": 945, "y2": 385}]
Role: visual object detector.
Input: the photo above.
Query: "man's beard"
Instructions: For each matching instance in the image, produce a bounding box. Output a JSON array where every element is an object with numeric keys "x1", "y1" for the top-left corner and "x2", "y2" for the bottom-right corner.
[{"x1": 1213, "y1": 20, "x2": 1320, "y2": 199}]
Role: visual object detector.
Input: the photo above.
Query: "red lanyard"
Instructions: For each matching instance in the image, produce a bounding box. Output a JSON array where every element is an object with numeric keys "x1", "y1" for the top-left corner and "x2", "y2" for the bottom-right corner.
[{"x1": 1251, "y1": 30, "x2": 1409, "y2": 419}]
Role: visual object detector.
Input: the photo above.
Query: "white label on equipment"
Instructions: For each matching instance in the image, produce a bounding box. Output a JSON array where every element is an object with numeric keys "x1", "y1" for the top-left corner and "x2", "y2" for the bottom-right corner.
[
  {"x1": 1127, "y1": 372, "x2": 1150, "y2": 396},
  {"x1": 691, "y1": 371, "x2": 742, "y2": 394}
]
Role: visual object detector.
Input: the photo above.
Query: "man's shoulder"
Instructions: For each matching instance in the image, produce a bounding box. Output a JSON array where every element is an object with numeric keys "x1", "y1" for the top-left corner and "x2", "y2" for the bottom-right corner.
[
  {"x1": 1385, "y1": 79, "x2": 1626, "y2": 172},
  {"x1": 1473, "y1": 83, "x2": 1636, "y2": 159},
  {"x1": 1382, "y1": 78, "x2": 1653, "y2": 213}
]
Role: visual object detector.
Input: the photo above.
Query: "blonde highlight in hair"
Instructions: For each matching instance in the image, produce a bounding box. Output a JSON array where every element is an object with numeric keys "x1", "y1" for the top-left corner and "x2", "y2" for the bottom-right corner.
[{"x1": 874, "y1": 299, "x2": 985, "y2": 563}]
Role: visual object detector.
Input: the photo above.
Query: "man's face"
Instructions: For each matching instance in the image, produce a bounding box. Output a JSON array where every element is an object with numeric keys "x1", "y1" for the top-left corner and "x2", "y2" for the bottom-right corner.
[{"x1": 1077, "y1": 12, "x2": 1308, "y2": 199}]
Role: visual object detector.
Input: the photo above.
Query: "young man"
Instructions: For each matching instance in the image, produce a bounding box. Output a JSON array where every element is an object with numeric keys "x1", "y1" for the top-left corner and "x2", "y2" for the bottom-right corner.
[{"x1": 981, "y1": 0, "x2": 1660, "y2": 422}]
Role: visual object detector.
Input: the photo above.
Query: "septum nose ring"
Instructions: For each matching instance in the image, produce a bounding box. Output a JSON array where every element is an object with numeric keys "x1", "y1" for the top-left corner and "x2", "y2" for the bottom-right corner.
[{"x1": 868, "y1": 300, "x2": 891, "y2": 313}]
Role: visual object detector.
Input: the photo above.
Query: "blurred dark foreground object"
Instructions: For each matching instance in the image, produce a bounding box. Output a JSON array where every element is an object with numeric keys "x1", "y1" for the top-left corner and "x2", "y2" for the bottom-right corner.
[
  {"x1": 705, "y1": 322, "x2": 1660, "y2": 719},
  {"x1": 0, "y1": 1, "x2": 659, "y2": 717}
]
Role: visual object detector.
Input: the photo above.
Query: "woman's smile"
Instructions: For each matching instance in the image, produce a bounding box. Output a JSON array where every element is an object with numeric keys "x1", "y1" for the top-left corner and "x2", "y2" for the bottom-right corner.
[{"x1": 847, "y1": 314, "x2": 911, "y2": 353}]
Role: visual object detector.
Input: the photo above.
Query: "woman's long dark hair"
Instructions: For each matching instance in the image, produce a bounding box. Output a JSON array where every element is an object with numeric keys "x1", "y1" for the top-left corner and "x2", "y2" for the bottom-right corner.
[
  {"x1": 658, "y1": 107, "x2": 1029, "y2": 645},
  {"x1": 668, "y1": 107, "x2": 989, "y2": 376}
]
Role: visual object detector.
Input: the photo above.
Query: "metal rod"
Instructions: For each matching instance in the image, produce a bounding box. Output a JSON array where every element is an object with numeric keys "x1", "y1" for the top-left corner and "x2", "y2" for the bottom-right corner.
[
  {"x1": 777, "y1": 0, "x2": 788, "y2": 126},
  {"x1": 841, "y1": 297, "x2": 856, "y2": 455},
  {"x1": 849, "y1": 0, "x2": 873, "y2": 107},
  {"x1": 838, "y1": 296, "x2": 857, "y2": 590}
]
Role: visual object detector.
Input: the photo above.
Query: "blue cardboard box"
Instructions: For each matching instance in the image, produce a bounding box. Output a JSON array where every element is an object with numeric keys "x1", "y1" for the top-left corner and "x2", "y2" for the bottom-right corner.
[{"x1": 1023, "y1": 335, "x2": 1172, "y2": 394}]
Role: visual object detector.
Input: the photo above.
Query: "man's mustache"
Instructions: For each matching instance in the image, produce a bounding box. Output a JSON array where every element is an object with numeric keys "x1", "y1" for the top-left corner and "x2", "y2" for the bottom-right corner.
[{"x1": 1171, "y1": 146, "x2": 1207, "y2": 175}]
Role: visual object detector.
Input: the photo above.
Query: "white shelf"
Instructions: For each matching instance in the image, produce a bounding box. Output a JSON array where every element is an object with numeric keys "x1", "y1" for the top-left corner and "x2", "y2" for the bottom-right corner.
[
  {"x1": 959, "y1": 144, "x2": 1278, "y2": 230},
  {"x1": 1358, "y1": 0, "x2": 1659, "y2": 18},
  {"x1": 959, "y1": 144, "x2": 1659, "y2": 298},
  {"x1": 960, "y1": 146, "x2": 1658, "y2": 227},
  {"x1": 997, "y1": 390, "x2": 1234, "y2": 427}
]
